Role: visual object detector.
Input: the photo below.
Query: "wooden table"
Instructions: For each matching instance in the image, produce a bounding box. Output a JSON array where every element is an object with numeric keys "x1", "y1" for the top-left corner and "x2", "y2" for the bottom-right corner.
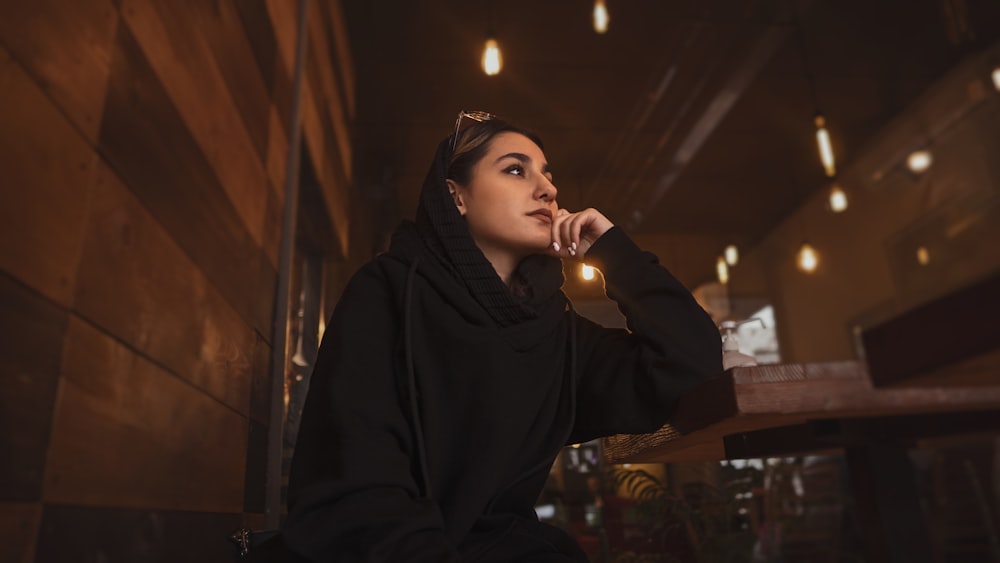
[{"x1": 602, "y1": 360, "x2": 1000, "y2": 563}]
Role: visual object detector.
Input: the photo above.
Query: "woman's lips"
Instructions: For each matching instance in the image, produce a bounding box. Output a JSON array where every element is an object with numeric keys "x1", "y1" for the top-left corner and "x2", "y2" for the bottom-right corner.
[{"x1": 528, "y1": 209, "x2": 553, "y2": 223}]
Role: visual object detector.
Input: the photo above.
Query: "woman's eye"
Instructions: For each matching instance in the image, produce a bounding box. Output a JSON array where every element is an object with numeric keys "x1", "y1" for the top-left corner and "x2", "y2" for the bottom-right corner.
[{"x1": 504, "y1": 165, "x2": 524, "y2": 176}]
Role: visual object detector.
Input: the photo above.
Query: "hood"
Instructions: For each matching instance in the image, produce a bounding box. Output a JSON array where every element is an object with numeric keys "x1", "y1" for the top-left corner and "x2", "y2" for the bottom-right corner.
[{"x1": 404, "y1": 137, "x2": 565, "y2": 327}]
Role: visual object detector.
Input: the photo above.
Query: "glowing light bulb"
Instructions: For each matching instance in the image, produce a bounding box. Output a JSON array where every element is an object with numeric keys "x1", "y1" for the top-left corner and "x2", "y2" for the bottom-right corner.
[
  {"x1": 917, "y1": 246, "x2": 930, "y2": 266},
  {"x1": 581, "y1": 264, "x2": 596, "y2": 281},
  {"x1": 716, "y1": 256, "x2": 729, "y2": 284},
  {"x1": 796, "y1": 243, "x2": 819, "y2": 273},
  {"x1": 593, "y1": 0, "x2": 610, "y2": 34},
  {"x1": 992, "y1": 65, "x2": 1000, "y2": 91},
  {"x1": 814, "y1": 114, "x2": 836, "y2": 177},
  {"x1": 907, "y1": 150, "x2": 932, "y2": 173},
  {"x1": 828, "y1": 184, "x2": 848, "y2": 213},
  {"x1": 724, "y1": 245, "x2": 739, "y2": 267},
  {"x1": 482, "y1": 37, "x2": 502, "y2": 76}
]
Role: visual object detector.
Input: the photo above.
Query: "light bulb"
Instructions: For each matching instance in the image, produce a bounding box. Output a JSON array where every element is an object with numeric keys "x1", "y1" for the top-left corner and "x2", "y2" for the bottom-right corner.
[
  {"x1": 593, "y1": 0, "x2": 609, "y2": 34},
  {"x1": 992, "y1": 65, "x2": 1000, "y2": 91},
  {"x1": 828, "y1": 184, "x2": 848, "y2": 213},
  {"x1": 917, "y1": 246, "x2": 930, "y2": 266},
  {"x1": 724, "y1": 245, "x2": 739, "y2": 266},
  {"x1": 482, "y1": 37, "x2": 502, "y2": 76},
  {"x1": 907, "y1": 150, "x2": 932, "y2": 173},
  {"x1": 716, "y1": 256, "x2": 729, "y2": 284},
  {"x1": 796, "y1": 243, "x2": 819, "y2": 273},
  {"x1": 581, "y1": 264, "x2": 596, "y2": 281},
  {"x1": 814, "y1": 114, "x2": 836, "y2": 177}
]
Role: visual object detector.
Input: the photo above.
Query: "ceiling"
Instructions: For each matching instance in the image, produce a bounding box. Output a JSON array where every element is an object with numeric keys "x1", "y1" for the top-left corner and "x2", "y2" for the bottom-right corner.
[{"x1": 341, "y1": 0, "x2": 1000, "y2": 284}]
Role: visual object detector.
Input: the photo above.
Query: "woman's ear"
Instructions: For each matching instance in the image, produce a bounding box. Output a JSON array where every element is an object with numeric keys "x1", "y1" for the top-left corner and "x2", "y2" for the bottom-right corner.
[{"x1": 446, "y1": 179, "x2": 466, "y2": 216}]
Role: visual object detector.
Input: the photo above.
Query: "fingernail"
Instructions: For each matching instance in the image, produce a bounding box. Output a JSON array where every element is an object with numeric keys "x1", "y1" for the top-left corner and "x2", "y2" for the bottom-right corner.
[
  {"x1": 569, "y1": 248, "x2": 576, "y2": 257},
  {"x1": 571, "y1": 242, "x2": 578, "y2": 251},
  {"x1": 552, "y1": 242, "x2": 560, "y2": 252}
]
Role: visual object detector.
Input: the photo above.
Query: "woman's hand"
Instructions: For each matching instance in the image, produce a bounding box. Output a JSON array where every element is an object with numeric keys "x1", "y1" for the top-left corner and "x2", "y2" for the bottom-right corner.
[{"x1": 548, "y1": 208, "x2": 614, "y2": 261}]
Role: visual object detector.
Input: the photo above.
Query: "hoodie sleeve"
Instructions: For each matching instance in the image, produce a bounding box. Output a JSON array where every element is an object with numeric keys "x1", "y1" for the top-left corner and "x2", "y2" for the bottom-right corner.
[
  {"x1": 567, "y1": 227, "x2": 723, "y2": 443},
  {"x1": 282, "y1": 262, "x2": 461, "y2": 563}
]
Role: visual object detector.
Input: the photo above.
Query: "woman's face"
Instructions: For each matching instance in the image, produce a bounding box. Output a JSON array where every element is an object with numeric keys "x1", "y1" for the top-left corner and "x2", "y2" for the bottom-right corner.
[{"x1": 448, "y1": 131, "x2": 558, "y2": 264}]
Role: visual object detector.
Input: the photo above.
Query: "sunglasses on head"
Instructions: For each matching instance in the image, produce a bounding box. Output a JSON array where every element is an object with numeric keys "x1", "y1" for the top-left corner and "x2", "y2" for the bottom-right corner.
[{"x1": 451, "y1": 110, "x2": 498, "y2": 152}]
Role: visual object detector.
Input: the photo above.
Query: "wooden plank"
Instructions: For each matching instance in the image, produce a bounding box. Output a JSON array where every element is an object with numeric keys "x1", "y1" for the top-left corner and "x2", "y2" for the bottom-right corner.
[
  {"x1": 35, "y1": 504, "x2": 241, "y2": 563},
  {"x1": 0, "y1": 0, "x2": 118, "y2": 142},
  {"x1": 863, "y1": 272, "x2": 1000, "y2": 386},
  {"x1": 119, "y1": 0, "x2": 270, "y2": 247},
  {"x1": 0, "y1": 502, "x2": 41, "y2": 563},
  {"x1": 98, "y1": 23, "x2": 272, "y2": 335},
  {"x1": 301, "y1": 81, "x2": 349, "y2": 258},
  {"x1": 263, "y1": 105, "x2": 287, "y2": 269},
  {"x1": 0, "y1": 46, "x2": 97, "y2": 307},
  {"x1": 73, "y1": 162, "x2": 254, "y2": 414},
  {"x1": 44, "y1": 317, "x2": 247, "y2": 512},
  {"x1": 325, "y1": 0, "x2": 355, "y2": 117},
  {"x1": 0, "y1": 273, "x2": 67, "y2": 501},
  {"x1": 232, "y1": 0, "x2": 278, "y2": 96},
  {"x1": 306, "y1": 3, "x2": 352, "y2": 180},
  {"x1": 182, "y1": 0, "x2": 272, "y2": 163}
]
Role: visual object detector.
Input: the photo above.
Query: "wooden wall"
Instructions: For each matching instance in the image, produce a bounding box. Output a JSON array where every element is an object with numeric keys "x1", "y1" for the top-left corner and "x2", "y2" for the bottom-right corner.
[{"x1": 0, "y1": 0, "x2": 354, "y2": 560}]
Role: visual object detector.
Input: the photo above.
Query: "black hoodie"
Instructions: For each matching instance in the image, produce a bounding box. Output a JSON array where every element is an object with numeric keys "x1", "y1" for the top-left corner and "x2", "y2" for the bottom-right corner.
[{"x1": 282, "y1": 139, "x2": 722, "y2": 562}]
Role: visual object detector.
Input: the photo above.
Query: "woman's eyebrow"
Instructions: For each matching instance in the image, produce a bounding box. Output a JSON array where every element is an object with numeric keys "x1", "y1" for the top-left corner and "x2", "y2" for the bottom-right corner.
[{"x1": 495, "y1": 152, "x2": 551, "y2": 174}]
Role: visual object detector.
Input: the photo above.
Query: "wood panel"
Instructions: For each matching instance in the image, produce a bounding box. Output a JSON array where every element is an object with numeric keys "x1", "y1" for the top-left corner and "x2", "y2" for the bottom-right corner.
[
  {"x1": 306, "y1": 3, "x2": 352, "y2": 180},
  {"x1": 0, "y1": 502, "x2": 41, "y2": 563},
  {"x1": 0, "y1": 0, "x2": 118, "y2": 142},
  {"x1": 301, "y1": 83, "x2": 349, "y2": 258},
  {"x1": 98, "y1": 23, "x2": 272, "y2": 335},
  {"x1": 263, "y1": 105, "x2": 287, "y2": 269},
  {"x1": 863, "y1": 272, "x2": 1000, "y2": 387},
  {"x1": 0, "y1": 46, "x2": 97, "y2": 307},
  {"x1": 325, "y1": 0, "x2": 355, "y2": 117},
  {"x1": 0, "y1": 273, "x2": 66, "y2": 502},
  {"x1": 232, "y1": 0, "x2": 278, "y2": 96},
  {"x1": 44, "y1": 317, "x2": 247, "y2": 512},
  {"x1": 35, "y1": 505, "x2": 241, "y2": 563},
  {"x1": 73, "y1": 162, "x2": 254, "y2": 413},
  {"x1": 119, "y1": 0, "x2": 269, "y2": 247}
]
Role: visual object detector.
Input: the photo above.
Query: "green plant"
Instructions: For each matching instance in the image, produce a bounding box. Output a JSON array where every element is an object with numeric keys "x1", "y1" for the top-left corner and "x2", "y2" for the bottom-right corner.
[{"x1": 606, "y1": 464, "x2": 759, "y2": 563}]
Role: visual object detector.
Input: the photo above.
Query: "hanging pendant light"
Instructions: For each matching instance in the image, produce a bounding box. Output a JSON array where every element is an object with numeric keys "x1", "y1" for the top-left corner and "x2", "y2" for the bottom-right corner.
[
  {"x1": 716, "y1": 256, "x2": 730, "y2": 284},
  {"x1": 796, "y1": 243, "x2": 819, "y2": 273},
  {"x1": 593, "y1": 0, "x2": 610, "y2": 34},
  {"x1": 814, "y1": 114, "x2": 836, "y2": 177},
  {"x1": 724, "y1": 244, "x2": 739, "y2": 267},
  {"x1": 827, "y1": 184, "x2": 848, "y2": 213},
  {"x1": 916, "y1": 246, "x2": 930, "y2": 266},
  {"x1": 482, "y1": 36, "x2": 502, "y2": 76},
  {"x1": 907, "y1": 149, "x2": 933, "y2": 173}
]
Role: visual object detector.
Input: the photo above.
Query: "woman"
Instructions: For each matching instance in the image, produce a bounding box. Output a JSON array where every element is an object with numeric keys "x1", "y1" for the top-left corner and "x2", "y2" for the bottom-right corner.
[{"x1": 281, "y1": 112, "x2": 722, "y2": 562}]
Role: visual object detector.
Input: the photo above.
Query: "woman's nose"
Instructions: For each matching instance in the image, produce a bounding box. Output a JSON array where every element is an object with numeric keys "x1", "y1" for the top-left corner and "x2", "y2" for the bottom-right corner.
[{"x1": 536, "y1": 177, "x2": 557, "y2": 202}]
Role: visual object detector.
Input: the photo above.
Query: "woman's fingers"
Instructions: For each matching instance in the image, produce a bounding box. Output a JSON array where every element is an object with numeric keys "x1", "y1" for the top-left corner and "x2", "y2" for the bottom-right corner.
[{"x1": 549, "y1": 208, "x2": 614, "y2": 260}]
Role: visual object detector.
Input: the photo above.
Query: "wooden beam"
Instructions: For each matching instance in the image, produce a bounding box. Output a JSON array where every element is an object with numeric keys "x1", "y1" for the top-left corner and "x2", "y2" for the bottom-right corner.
[{"x1": 863, "y1": 273, "x2": 1000, "y2": 386}]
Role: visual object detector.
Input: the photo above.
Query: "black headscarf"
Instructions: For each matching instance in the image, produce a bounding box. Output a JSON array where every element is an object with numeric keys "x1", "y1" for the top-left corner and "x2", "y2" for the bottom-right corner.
[{"x1": 414, "y1": 138, "x2": 565, "y2": 327}]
